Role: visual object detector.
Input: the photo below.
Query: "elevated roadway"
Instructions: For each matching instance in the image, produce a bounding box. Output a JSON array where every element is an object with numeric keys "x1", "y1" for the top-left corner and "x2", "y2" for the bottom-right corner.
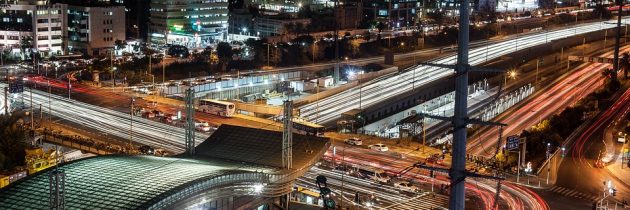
[{"x1": 298, "y1": 18, "x2": 630, "y2": 126}]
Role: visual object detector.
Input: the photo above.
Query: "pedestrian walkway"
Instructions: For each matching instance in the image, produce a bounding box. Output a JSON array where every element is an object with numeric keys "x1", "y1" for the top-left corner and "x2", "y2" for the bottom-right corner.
[
  {"x1": 383, "y1": 193, "x2": 448, "y2": 210},
  {"x1": 547, "y1": 186, "x2": 599, "y2": 203},
  {"x1": 605, "y1": 150, "x2": 630, "y2": 190}
]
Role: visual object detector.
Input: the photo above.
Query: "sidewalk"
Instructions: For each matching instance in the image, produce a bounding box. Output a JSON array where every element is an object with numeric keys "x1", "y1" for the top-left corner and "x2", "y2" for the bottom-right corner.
[{"x1": 605, "y1": 147, "x2": 630, "y2": 190}]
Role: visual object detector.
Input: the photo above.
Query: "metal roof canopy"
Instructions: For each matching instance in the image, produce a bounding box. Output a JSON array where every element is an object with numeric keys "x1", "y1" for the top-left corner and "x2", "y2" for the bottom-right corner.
[
  {"x1": 195, "y1": 124, "x2": 330, "y2": 170},
  {"x1": 0, "y1": 125, "x2": 331, "y2": 209},
  {"x1": 0, "y1": 156, "x2": 277, "y2": 210}
]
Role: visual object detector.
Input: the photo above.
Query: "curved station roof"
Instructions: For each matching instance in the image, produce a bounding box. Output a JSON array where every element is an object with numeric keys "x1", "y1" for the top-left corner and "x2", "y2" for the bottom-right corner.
[{"x1": 0, "y1": 125, "x2": 330, "y2": 209}]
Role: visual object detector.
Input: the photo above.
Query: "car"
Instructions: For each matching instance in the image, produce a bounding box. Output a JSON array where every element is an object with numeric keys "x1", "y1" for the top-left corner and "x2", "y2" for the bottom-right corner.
[
  {"x1": 344, "y1": 138, "x2": 363, "y2": 145},
  {"x1": 368, "y1": 143, "x2": 388, "y2": 152},
  {"x1": 618, "y1": 132, "x2": 627, "y2": 143},
  {"x1": 160, "y1": 115, "x2": 173, "y2": 123},
  {"x1": 394, "y1": 181, "x2": 418, "y2": 193},
  {"x1": 194, "y1": 120, "x2": 209, "y2": 127},
  {"x1": 196, "y1": 125, "x2": 212, "y2": 132},
  {"x1": 595, "y1": 159, "x2": 605, "y2": 168},
  {"x1": 142, "y1": 111, "x2": 156, "y2": 118},
  {"x1": 152, "y1": 110, "x2": 165, "y2": 117}
]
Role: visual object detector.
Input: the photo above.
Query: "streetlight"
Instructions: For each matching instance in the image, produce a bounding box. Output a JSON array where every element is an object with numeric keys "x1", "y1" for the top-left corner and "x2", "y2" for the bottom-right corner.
[
  {"x1": 111, "y1": 67, "x2": 117, "y2": 92},
  {"x1": 504, "y1": 69, "x2": 517, "y2": 88}
]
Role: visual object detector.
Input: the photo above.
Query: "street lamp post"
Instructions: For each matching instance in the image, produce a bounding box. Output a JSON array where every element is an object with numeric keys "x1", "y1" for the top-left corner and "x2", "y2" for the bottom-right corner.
[{"x1": 111, "y1": 67, "x2": 117, "y2": 92}]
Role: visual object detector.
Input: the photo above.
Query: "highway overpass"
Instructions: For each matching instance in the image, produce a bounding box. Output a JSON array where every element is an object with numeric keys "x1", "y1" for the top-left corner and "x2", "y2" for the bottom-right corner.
[{"x1": 297, "y1": 18, "x2": 630, "y2": 126}]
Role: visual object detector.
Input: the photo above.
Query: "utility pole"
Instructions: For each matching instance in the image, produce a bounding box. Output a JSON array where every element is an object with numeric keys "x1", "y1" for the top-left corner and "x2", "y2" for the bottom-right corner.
[
  {"x1": 48, "y1": 81, "x2": 51, "y2": 122},
  {"x1": 148, "y1": 54, "x2": 152, "y2": 75},
  {"x1": 185, "y1": 88, "x2": 195, "y2": 156},
  {"x1": 613, "y1": 0, "x2": 624, "y2": 79},
  {"x1": 3, "y1": 87, "x2": 7, "y2": 114},
  {"x1": 333, "y1": 0, "x2": 340, "y2": 84},
  {"x1": 450, "y1": 0, "x2": 472, "y2": 207},
  {"x1": 282, "y1": 100, "x2": 293, "y2": 169},
  {"x1": 30, "y1": 87, "x2": 33, "y2": 129},
  {"x1": 129, "y1": 97, "x2": 134, "y2": 153}
]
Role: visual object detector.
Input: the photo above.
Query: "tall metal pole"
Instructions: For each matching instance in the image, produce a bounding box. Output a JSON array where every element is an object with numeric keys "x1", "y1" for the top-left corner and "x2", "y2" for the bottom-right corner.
[
  {"x1": 48, "y1": 81, "x2": 51, "y2": 122},
  {"x1": 3, "y1": 87, "x2": 7, "y2": 114},
  {"x1": 613, "y1": 0, "x2": 624, "y2": 77},
  {"x1": 185, "y1": 88, "x2": 195, "y2": 156},
  {"x1": 30, "y1": 88, "x2": 33, "y2": 129},
  {"x1": 333, "y1": 0, "x2": 340, "y2": 84},
  {"x1": 450, "y1": 0, "x2": 471, "y2": 207},
  {"x1": 130, "y1": 97, "x2": 134, "y2": 153}
]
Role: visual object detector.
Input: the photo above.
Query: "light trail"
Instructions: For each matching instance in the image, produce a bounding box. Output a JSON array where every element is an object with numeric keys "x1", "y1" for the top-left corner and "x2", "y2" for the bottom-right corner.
[
  {"x1": 468, "y1": 45, "x2": 630, "y2": 157},
  {"x1": 299, "y1": 18, "x2": 630, "y2": 125},
  {"x1": 0, "y1": 83, "x2": 208, "y2": 154}
]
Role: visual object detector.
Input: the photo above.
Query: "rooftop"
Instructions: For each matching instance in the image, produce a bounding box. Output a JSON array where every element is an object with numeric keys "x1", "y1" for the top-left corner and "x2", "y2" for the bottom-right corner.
[
  {"x1": 195, "y1": 124, "x2": 330, "y2": 169},
  {"x1": 0, "y1": 125, "x2": 330, "y2": 209},
  {"x1": 0, "y1": 155, "x2": 275, "y2": 210}
]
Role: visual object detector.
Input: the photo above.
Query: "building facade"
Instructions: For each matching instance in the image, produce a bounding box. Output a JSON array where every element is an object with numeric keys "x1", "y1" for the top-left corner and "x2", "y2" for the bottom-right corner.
[
  {"x1": 149, "y1": 0, "x2": 229, "y2": 48},
  {"x1": 67, "y1": 6, "x2": 125, "y2": 56},
  {"x1": 254, "y1": 16, "x2": 311, "y2": 37},
  {"x1": 0, "y1": 1, "x2": 68, "y2": 58},
  {"x1": 363, "y1": 0, "x2": 422, "y2": 28}
]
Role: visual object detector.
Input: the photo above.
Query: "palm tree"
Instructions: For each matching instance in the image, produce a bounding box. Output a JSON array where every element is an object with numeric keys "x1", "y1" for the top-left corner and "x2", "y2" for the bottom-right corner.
[
  {"x1": 19, "y1": 37, "x2": 33, "y2": 60},
  {"x1": 0, "y1": 113, "x2": 27, "y2": 170}
]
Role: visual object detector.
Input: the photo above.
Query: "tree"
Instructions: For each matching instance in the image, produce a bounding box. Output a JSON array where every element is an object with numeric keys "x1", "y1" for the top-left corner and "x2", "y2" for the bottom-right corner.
[
  {"x1": 216, "y1": 42, "x2": 233, "y2": 72},
  {"x1": 363, "y1": 31, "x2": 371, "y2": 42},
  {"x1": 19, "y1": 37, "x2": 33, "y2": 59},
  {"x1": 114, "y1": 39, "x2": 128, "y2": 50},
  {"x1": 426, "y1": 11, "x2": 446, "y2": 31},
  {"x1": 0, "y1": 113, "x2": 27, "y2": 170}
]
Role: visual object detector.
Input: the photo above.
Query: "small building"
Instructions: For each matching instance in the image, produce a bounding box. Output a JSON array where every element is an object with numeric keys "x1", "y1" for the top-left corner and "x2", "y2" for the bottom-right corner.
[{"x1": 254, "y1": 16, "x2": 311, "y2": 37}]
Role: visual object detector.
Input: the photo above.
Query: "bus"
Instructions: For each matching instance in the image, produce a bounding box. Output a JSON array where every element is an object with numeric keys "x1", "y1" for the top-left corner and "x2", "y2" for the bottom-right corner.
[
  {"x1": 292, "y1": 119, "x2": 325, "y2": 136},
  {"x1": 198, "y1": 99, "x2": 236, "y2": 117}
]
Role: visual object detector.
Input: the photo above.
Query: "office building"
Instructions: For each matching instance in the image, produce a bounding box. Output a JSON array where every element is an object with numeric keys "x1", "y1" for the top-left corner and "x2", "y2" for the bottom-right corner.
[
  {"x1": 0, "y1": 0, "x2": 68, "y2": 58},
  {"x1": 67, "y1": 5, "x2": 125, "y2": 56},
  {"x1": 149, "y1": 0, "x2": 230, "y2": 48}
]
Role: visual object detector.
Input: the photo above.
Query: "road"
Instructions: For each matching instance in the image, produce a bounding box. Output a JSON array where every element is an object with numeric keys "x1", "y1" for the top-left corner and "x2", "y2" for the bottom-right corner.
[
  {"x1": 552, "y1": 83, "x2": 630, "y2": 209},
  {"x1": 0, "y1": 82, "x2": 207, "y2": 154},
  {"x1": 298, "y1": 18, "x2": 630, "y2": 126},
  {"x1": 467, "y1": 45, "x2": 630, "y2": 157},
  {"x1": 315, "y1": 142, "x2": 549, "y2": 210}
]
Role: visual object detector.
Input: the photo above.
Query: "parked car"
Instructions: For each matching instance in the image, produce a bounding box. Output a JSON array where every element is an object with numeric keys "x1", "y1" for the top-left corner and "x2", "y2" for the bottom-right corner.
[
  {"x1": 394, "y1": 181, "x2": 418, "y2": 193},
  {"x1": 618, "y1": 131, "x2": 627, "y2": 143},
  {"x1": 368, "y1": 143, "x2": 389, "y2": 152},
  {"x1": 152, "y1": 110, "x2": 165, "y2": 117},
  {"x1": 344, "y1": 138, "x2": 363, "y2": 145},
  {"x1": 194, "y1": 120, "x2": 209, "y2": 127},
  {"x1": 160, "y1": 115, "x2": 173, "y2": 123},
  {"x1": 196, "y1": 125, "x2": 212, "y2": 132},
  {"x1": 142, "y1": 111, "x2": 156, "y2": 118}
]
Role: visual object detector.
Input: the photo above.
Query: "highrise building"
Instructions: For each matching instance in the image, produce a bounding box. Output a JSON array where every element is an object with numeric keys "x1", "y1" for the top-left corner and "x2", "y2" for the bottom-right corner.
[
  {"x1": 0, "y1": 0, "x2": 68, "y2": 58},
  {"x1": 67, "y1": 5, "x2": 125, "y2": 56},
  {"x1": 149, "y1": 0, "x2": 229, "y2": 48}
]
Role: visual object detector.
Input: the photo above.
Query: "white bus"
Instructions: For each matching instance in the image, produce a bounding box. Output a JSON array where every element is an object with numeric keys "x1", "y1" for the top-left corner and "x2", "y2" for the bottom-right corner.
[{"x1": 198, "y1": 99, "x2": 236, "y2": 117}]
